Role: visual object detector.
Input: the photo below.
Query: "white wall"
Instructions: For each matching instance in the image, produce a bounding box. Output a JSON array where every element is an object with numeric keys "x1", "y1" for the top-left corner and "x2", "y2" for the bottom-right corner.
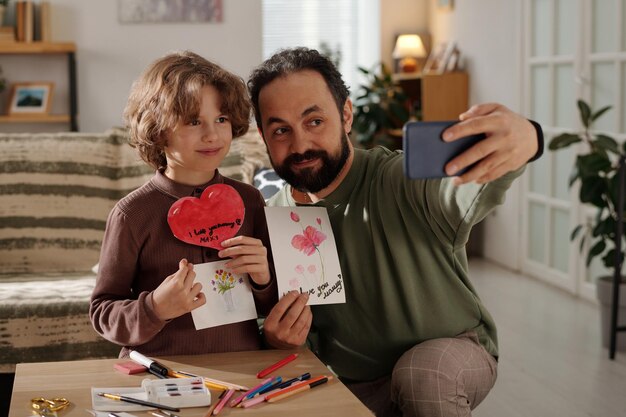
[
  {"x1": 380, "y1": 0, "x2": 428, "y2": 71},
  {"x1": 428, "y1": 0, "x2": 524, "y2": 269},
  {"x1": 0, "y1": 0, "x2": 262, "y2": 133}
]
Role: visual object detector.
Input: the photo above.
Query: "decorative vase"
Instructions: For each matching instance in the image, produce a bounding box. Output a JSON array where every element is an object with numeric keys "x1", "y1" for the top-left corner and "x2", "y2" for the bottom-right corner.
[
  {"x1": 222, "y1": 290, "x2": 235, "y2": 312},
  {"x1": 596, "y1": 276, "x2": 626, "y2": 351}
]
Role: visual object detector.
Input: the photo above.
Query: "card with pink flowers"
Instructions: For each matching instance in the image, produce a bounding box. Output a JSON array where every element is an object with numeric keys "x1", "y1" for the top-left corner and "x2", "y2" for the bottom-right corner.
[
  {"x1": 190, "y1": 260, "x2": 258, "y2": 330},
  {"x1": 264, "y1": 207, "x2": 345, "y2": 305}
]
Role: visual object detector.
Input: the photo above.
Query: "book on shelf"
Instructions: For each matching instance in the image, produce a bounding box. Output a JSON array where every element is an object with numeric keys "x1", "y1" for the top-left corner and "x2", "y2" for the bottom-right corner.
[
  {"x1": 14, "y1": 1, "x2": 50, "y2": 43},
  {"x1": 15, "y1": 1, "x2": 25, "y2": 42},
  {"x1": 39, "y1": 1, "x2": 51, "y2": 42},
  {"x1": 0, "y1": 27, "x2": 16, "y2": 43},
  {"x1": 24, "y1": 0, "x2": 34, "y2": 42}
]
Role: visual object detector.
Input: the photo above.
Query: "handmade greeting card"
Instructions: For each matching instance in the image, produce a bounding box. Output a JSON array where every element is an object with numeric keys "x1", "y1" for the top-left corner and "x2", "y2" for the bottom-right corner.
[
  {"x1": 264, "y1": 206, "x2": 345, "y2": 305},
  {"x1": 191, "y1": 260, "x2": 257, "y2": 330},
  {"x1": 168, "y1": 184, "x2": 244, "y2": 250}
]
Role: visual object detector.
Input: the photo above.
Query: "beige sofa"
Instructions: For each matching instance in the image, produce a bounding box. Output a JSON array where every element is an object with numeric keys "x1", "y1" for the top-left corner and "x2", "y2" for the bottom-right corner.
[{"x1": 0, "y1": 127, "x2": 271, "y2": 373}]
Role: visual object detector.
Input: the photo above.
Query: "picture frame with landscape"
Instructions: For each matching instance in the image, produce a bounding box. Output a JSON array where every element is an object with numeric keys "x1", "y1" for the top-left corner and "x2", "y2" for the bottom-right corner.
[{"x1": 8, "y1": 82, "x2": 54, "y2": 115}]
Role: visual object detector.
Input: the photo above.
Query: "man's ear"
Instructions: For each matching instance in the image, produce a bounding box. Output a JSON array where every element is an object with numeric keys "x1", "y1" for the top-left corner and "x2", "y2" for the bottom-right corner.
[
  {"x1": 257, "y1": 126, "x2": 267, "y2": 143},
  {"x1": 342, "y1": 98, "x2": 353, "y2": 134}
]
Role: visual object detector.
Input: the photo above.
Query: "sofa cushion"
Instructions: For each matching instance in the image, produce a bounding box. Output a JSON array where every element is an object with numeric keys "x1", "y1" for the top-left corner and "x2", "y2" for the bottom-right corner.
[{"x1": 0, "y1": 130, "x2": 154, "y2": 276}]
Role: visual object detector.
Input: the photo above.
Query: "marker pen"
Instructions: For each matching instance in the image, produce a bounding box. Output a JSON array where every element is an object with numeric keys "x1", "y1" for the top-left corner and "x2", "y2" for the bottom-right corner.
[{"x1": 129, "y1": 350, "x2": 170, "y2": 377}]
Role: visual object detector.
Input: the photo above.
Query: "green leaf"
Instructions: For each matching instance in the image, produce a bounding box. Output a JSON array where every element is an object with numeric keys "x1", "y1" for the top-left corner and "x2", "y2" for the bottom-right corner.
[
  {"x1": 587, "y1": 239, "x2": 606, "y2": 266},
  {"x1": 593, "y1": 134, "x2": 620, "y2": 154},
  {"x1": 578, "y1": 100, "x2": 592, "y2": 128},
  {"x1": 568, "y1": 165, "x2": 580, "y2": 188},
  {"x1": 577, "y1": 153, "x2": 612, "y2": 176},
  {"x1": 579, "y1": 234, "x2": 586, "y2": 253},
  {"x1": 591, "y1": 105, "x2": 612, "y2": 122},
  {"x1": 592, "y1": 217, "x2": 615, "y2": 238},
  {"x1": 601, "y1": 248, "x2": 623, "y2": 269},
  {"x1": 357, "y1": 66, "x2": 370, "y2": 75},
  {"x1": 570, "y1": 224, "x2": 583, "y2": 241},
  {"x1": 549, "y1": 133, "x2": 582, "y2": 150},
  {"x1": 579, "y1": 176, "x2": 607, "y2": 207},
  {"x1": 388, "y1": 101, "x2": 409, "y2": 125}
]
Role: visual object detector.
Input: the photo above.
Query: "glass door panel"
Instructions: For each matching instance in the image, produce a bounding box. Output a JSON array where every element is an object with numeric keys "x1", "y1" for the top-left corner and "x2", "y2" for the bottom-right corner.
[
  {"x1": 592, "y1": 0, "x2": 618, "y2": 53},
  {"x1": 591, "y1": 62, "x2": 617, "y2": 132}
]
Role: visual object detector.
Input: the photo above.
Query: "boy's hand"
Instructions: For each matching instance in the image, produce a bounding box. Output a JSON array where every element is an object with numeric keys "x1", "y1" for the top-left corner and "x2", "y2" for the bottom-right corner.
[
  {"x1": 153, "y1": 258, "x2": 205, "y2": 320},
  {"x1": 219, "y1": 236, "x2": 271, "y2": 286}
]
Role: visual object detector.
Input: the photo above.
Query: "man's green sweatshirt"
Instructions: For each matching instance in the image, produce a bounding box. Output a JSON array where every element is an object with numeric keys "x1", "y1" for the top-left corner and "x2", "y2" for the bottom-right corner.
[{"x1": 268, "y1": 146, "x2": 523, "y2": 381}]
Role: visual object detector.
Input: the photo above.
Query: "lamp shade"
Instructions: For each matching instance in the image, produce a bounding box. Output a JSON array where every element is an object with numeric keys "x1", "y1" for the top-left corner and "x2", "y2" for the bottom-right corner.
[{"x1": 393, "y1": 34, "x2": 427, "y2": 59}]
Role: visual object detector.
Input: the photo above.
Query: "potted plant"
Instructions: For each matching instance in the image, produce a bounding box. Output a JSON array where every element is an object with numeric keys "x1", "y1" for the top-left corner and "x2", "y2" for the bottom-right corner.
[
  {"x1": 0, "y1": 66, "x2": 5, "y2": 94},
  {"x1": 549, "y1": 99, "x2": 626, "y2": 350},
  {"x1": 0, "y1": 0, "x2": 7, "y2": 27},
  {"x1": 352, "y1": 63, "x2": 415, "y2": 150}
]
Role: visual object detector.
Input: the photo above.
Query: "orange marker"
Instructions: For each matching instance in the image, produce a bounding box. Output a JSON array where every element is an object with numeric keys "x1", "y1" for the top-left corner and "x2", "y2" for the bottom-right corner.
[{"x1": 267, "y1": 376, "x2": 333, "y2": 403}]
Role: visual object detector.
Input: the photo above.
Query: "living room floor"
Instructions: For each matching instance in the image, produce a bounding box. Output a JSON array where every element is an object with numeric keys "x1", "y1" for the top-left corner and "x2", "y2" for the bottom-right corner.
[{"x1": 469, "y1": 258, "x2": 626, "y2": 417}]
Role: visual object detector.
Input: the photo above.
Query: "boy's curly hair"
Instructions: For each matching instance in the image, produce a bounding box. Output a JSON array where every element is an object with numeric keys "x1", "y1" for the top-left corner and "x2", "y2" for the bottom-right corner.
[{"x1": 124, "y1": 51, "x2": 251, "y2": 170}]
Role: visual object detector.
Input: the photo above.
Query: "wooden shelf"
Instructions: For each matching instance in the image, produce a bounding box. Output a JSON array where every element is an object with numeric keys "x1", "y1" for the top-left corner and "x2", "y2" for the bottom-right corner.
[
  {"x1": 0, "y1": 41, "x2": 76, "y2": 54},
  {"x1": 0, "y1": 114, "x2": 71, "y2": 123},
  {"x1": 394, "y1": 71, "x2": 469, "y2": 121},
  {"x1": 0, "y1": 41, "x2": 79, "y2": 130}
]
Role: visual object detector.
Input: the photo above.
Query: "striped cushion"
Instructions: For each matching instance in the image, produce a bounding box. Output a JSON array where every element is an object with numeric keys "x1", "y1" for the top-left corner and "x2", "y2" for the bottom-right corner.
[{"x1": 0, "y1": 130, "x2": 154, "y2": 276}]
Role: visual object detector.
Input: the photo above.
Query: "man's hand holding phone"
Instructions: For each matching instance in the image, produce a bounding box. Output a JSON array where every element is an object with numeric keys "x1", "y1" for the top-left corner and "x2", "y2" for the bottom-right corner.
[
  {"x1": 442, "y1": 103, "x2": 538, "y2": 185},
  {"x1": 403, "y1": 103, "x2": 539, "y2": 185}
]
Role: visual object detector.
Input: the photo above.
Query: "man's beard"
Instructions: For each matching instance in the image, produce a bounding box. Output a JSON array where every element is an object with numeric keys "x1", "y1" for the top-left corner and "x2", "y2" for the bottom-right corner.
[{"x1": 272, "y1": 131, "x2": 351, "y2": 193}]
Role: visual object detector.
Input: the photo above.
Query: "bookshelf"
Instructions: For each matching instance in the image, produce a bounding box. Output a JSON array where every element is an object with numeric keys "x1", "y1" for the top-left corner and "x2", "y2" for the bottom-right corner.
[{"x1": 0, "y1": 42, "x2": 78, "y2": 131}]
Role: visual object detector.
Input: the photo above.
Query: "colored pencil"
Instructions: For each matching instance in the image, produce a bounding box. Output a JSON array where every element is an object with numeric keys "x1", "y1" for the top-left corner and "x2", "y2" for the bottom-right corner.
[
  {"x1": 264, "y1": 375, "x2": 328, "y2": 402},
  {"x1": 256, "y1": 353, "x2": 298, "y2": 378},
  {"x1": 266, "y1": 376, "x2": 333, "y2": 403},
  {"x1": 212, "y1": 389, "x2": 235, "y2": 415},
  {"x1": 229, "y1": 377, "x2": 272, "y2": 407}
]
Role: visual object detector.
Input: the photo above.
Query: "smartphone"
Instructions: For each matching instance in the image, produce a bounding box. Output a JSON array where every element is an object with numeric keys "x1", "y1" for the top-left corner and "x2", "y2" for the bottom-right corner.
[{"x1": 403, "y1": 120, "x2": 486, "y2": 179}]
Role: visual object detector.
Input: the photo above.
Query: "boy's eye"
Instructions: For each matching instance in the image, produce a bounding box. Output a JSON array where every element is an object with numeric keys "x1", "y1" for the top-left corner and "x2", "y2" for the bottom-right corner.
[
  {"x1": 217, "y1": 116, "x2": 229, "y2": 123},
  {"x1": 188, "y1": 119, "x2": 201, "y2": 126}
]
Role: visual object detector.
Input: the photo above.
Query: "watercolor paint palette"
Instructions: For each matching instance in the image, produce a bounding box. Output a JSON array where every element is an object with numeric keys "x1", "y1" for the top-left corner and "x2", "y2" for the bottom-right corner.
[
  {"x1": 92, "y1": 377, "x2": 211, "y2": 411},
  {"x1": 143, "y1": 377, "x2": 211, "y2": 408}
]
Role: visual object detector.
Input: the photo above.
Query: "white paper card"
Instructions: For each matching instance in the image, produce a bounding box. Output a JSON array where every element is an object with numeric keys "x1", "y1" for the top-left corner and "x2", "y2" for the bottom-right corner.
[
  {"x1": 265, "y1": 206, "x2": 345, "y2": 305},
  {"x1": 191, "y1": 260, "x2": 257, "y2": 330}
]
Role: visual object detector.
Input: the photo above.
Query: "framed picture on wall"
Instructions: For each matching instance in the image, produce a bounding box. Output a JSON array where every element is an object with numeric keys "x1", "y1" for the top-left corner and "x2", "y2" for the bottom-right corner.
[
  {"x1": 437, "y1": 0, "x2": 454, "y2": 10},
  {"x1": 8, "y1": 82, "x2": 54, "y2": 115}
]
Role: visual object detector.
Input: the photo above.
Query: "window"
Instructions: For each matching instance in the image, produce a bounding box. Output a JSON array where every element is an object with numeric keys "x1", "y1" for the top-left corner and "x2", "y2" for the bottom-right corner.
[{"x1": 262, "y1": 0, "x2": 380, "y2": 95}]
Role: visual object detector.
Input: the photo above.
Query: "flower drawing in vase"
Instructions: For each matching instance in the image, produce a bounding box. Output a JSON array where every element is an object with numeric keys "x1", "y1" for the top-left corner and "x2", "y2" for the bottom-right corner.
[
  {"x1": 290, "y1": 211, "x2": 327, "y2": 283},
  {"x1": 211, "y1": 269, "x2": 243, "y2": 312}
]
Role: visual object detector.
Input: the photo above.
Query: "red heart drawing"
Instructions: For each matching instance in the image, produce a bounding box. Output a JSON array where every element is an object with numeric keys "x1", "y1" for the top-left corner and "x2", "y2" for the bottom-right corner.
[{"x1": 167, "y1": 184, "x2": 245, "y2": 249}]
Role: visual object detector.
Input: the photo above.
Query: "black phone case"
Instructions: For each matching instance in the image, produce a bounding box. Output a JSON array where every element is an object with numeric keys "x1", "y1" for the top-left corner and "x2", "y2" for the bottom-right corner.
[{"x1": 402, "y1": 120, "x2": 486, "y2": 179}]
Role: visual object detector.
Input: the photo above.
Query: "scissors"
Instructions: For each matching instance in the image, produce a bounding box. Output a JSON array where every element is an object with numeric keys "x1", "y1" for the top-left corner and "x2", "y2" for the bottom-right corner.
[{"x1": 31, "y1": 397, "x2": 70, "y2": 415}]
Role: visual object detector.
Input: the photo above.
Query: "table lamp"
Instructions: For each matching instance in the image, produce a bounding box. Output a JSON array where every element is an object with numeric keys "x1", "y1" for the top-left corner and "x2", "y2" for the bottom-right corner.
[{"x1": 393, "y1": 34, "x2": 427, "y2": 73}]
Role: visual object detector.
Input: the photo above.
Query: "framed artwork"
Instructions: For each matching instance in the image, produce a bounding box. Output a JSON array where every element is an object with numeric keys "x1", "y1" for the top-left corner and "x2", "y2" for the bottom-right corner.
[
  {"x1": 118, "y1": 0, "x2": 223, "y2": 23},
  {"x1": 8, "y1": 82, "x2": 53, "y2": 115},
  {"x1": 437, "y1": 0, "x2": 454, "y2": 10},
  {"x1": 423, "y1": 43, "x2": 446, "y2": 74}
]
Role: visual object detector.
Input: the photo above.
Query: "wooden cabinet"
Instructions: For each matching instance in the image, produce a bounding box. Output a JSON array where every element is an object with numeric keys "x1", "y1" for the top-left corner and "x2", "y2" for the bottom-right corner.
[
  {"x1": 0, "y1": 42, "x2": 78, "y2": 131},
  {"x1": 394, "y1": 72, "x2": 469, "y2": 121}
]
